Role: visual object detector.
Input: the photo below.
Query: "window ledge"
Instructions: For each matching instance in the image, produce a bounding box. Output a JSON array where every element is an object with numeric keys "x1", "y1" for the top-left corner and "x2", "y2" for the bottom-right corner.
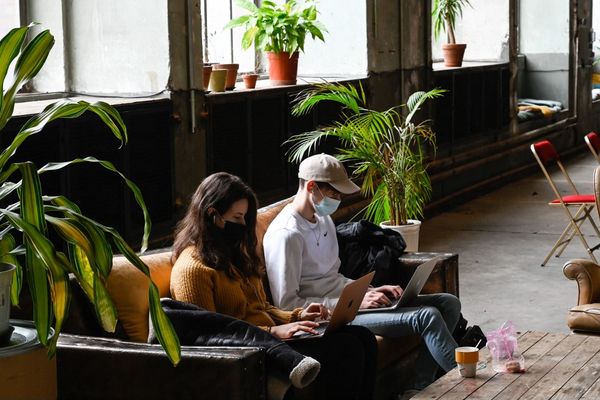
[
  {"x1": 205, "y1": 75, "x2": 368, "y2": 97},
  {"x1": 12, "y1": 92, "x2": 170, "y2": 117},
  {"x1": 432, "y1": 60, "x2": 509, "y2": 73}
]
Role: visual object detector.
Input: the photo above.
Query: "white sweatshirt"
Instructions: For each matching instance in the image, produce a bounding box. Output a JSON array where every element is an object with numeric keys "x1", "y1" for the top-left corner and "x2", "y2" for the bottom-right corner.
[{"x1": 264, "y1": 204, "x2": 352, "y2": 310}]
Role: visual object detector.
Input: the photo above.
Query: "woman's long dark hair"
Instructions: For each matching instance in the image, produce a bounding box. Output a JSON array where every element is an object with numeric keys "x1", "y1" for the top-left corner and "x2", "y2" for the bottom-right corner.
[{"x1": 172, "y1": 172, "x2": 261, "y2": 278}]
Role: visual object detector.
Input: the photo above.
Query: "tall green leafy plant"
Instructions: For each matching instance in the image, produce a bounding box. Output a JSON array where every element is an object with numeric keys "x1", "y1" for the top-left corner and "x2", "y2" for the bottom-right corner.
[
  {"x1": 224, "y1": 0, "x2": 326, "y2": 54},
  {"x1": 0, "y1": 25, "x2": 180, "y2": 364},
  {"x1": 432, "y1": 0, "x2": 471, "y2": 44},
  {"x1": 287, "y1": 83, "x2": 445, "y2": 225}
]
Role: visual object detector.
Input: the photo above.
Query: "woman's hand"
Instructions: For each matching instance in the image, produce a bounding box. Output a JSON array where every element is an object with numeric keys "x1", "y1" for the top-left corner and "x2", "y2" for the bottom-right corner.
[
  {"x1": 300, "y1": 303, "x2": 329, "y2": 321},
  {"x1": 270, "y1": 321, "x2": 321, "y2": 339}
]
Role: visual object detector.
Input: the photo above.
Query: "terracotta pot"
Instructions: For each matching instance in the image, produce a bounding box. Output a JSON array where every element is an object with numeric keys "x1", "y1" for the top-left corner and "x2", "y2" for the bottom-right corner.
[
  {"x1": 242, "y1": 74, "x2": 259, "y2": 89},
  {"x1": 214, "y1": 63, "x2": 239, "y2": 90},
  {"x1": 202, "y1": 65, "x2": 213, "y2": 90},
  {"x1": 267, "y1": 52, "x2": 299, "y2": 86},
  {"x1": 442, "y1": 44, "x2": 467, "y2": 67},
  {"x1": 208, "y1": 69, "x2": 227, "y2": 92}
]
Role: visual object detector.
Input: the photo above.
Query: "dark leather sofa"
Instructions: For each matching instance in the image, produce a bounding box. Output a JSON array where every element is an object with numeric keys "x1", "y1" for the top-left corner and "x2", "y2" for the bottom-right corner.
[{"x1": 55, "y1": 199, "x2": 459, "y2": 400}]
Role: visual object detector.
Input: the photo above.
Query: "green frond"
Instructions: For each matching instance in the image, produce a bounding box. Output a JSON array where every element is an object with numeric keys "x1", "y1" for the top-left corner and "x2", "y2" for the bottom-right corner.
[{"x1": 286, "y1": 81, "x2": 443, "y2": 225}]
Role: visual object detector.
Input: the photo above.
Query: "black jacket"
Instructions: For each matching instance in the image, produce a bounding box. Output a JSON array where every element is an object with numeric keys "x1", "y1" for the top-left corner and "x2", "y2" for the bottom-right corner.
[
  {"x1": 337, "y1": 220, "x2": 406, "y2": 287},
  {"x1": 150, "y1": 299, "x2": 306, "y2": 376}
]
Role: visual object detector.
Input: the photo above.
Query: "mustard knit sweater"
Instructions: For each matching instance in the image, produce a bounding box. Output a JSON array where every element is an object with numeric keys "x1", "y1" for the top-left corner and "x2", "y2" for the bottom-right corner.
[{"x1": 170, "y1": 246, "x2": 302, "y2": 329}]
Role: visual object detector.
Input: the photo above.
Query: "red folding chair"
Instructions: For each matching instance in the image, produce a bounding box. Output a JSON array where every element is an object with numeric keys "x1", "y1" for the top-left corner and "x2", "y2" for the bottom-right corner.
[
  {"x1": 531, "y1": 140, "x2": 600, "y2": 266},
  {"x1": 585, "y1": 132, "x2": 600, "y2": 163}
]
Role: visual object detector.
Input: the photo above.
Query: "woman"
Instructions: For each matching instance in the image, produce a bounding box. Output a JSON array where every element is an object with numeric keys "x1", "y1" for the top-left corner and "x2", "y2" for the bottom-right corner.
[{"x1": 170, "y1": 172, "x2": 377, "y2": 400}]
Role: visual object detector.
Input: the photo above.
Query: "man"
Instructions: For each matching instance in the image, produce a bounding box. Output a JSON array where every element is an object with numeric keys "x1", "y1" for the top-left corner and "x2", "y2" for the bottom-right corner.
[{"x1": 264, "y1": 153, "x2": 461, "y2": 396}]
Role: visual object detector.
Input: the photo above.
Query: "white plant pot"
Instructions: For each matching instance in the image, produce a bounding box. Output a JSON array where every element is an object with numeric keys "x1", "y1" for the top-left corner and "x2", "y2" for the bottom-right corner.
[
  {"x1": 380, "y1": 220, "x2": 422, "y2": 252},
  {"x1": 0, "y1": 263, "x2": 16, "y2": 337}
]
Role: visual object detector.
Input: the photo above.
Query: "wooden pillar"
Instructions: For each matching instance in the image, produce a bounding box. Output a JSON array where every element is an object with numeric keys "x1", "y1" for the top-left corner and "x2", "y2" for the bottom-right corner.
[
  {"x1": 575, "y1": 0, "x2": 594, "y2": 138},
  {"x1": 167, "y1": 0, "x2": 206, "y2": 215}
]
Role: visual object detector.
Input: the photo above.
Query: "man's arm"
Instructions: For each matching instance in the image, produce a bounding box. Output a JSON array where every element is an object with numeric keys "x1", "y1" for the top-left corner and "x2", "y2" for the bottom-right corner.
[{"x1": 265, "y1": 229, "x2": 321, "y2": 309}]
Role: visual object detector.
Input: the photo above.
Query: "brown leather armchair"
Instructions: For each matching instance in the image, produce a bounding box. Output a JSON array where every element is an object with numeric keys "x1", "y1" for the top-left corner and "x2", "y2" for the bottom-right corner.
[{"x1": 563, "y1": 259, "x2": 600, "y2": 332}]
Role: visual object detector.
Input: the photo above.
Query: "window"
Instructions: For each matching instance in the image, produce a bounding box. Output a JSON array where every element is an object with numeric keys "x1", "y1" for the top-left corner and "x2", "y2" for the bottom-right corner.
[
  {"x1": 22, "y1": 0, "x2": 169, "y2": 96},
  {"x1": 201, "y1": 0, "x2": 367, "y2": 78},
  {"x1": 517, "y1": 0, "x2": 570, "y2": 119},
  {"x1": 431, "y1": 0, "x2": 509, "y2": 63},
  {"x1": 0, "y1": 1, "x2": 20, "y2": 38}
]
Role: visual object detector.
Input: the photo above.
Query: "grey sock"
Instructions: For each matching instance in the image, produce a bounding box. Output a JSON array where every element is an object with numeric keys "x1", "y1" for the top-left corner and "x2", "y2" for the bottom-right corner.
[{"x1": 289, "y1": 356, "x2": 321, "y2": 388}]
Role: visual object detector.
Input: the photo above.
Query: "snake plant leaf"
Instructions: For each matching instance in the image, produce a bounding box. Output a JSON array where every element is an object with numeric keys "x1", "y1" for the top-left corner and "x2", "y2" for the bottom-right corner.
[
  {"x1": 0, "y1": 233, "x2": 22, "y2": 306},
  {"x1": 17, "y1": 162, "x2": 52, "y2": 344},
  {"x1": 0, "y1": 25, "x2": 30, "y2": 119},
  {"x1": 112, "y1": 235, "x2": 181, "y2": 365},
  {"x1": 39, "y1": 157, "x2": 151, "y2": 252},
  {"x1": 47, "y1": 195, "x2": 113, "y2": 279},
  {"x1": 43, "y1": 204, "x2": 180, "y2": 365},
  {"x1": 46, "y1": 212, "x2": 117, "y2": 331},
  {"x1": 91, "y1": 272, "x2": 118, "y2": 333},
  {"x1": 0, "y1": 29, "x2": 54, "y2": 131},
  {"x1": 2, "y1": 209, "x2": 72, "y2": 353},
  {"x1": 0, "y1": 100, "x2": 127, "y2": 171}
]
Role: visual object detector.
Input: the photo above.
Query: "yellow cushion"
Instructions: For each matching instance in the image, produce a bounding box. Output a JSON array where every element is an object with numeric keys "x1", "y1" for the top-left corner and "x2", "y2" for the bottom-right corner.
[{"x1": 106, "y1": 252, "x2": 173, "y2": 342}]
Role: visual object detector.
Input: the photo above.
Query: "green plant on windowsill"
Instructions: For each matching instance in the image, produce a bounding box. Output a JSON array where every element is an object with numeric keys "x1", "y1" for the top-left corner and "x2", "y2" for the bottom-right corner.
[
  {"x1": 432, "y1": 0, "x2": 472, "y2": 67},
  {"x1": 286, "y1": 82, "x2": 444, "y2": 228},
  {"x1": 224, "y1": 0, "x2": 326, "y2": 85},
  {"x1": 0, "y1": 25, "x2": 180, "y2": 364}
]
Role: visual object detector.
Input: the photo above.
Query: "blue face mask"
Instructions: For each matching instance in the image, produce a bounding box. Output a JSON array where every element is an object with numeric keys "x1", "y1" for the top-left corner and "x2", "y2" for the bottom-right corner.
[{"x1": 312, "y1": 186, "x2": 341, "y2": 217}]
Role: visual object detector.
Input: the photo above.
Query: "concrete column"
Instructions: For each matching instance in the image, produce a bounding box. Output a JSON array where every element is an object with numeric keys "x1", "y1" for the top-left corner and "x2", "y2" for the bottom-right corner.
[
  {"x1": 168, "y1": 0, "x2": 206, "y2": 215},
  {"x1": 366, "y1": 0, "x2": 430, "y2": 112}
]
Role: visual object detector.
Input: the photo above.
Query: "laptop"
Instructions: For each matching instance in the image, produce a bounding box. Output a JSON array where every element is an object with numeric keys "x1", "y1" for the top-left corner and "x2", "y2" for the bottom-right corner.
[
  {"x1": 357, "y1": 256, "x2": 440, "y2": 313},
  {"x1": 285, "y1": 271, "x2": 375, "y2": 340}
]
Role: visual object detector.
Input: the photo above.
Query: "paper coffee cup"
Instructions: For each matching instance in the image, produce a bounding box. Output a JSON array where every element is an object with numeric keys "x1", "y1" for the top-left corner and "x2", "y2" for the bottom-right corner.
[{"x1": 455, "y1": 346, "x2": 479, "y2": 378}]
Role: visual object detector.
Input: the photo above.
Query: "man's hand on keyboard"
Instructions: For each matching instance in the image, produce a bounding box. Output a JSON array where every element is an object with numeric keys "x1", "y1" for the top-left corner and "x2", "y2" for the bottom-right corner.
[{"x1": 372, "y1": 285, "x2": 403, "y2": 300}]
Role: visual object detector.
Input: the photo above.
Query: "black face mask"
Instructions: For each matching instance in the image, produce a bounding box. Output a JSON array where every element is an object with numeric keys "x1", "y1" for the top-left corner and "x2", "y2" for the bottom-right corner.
[{"x1": 222, "y1": 220, "x2": 247, "y2": 242}]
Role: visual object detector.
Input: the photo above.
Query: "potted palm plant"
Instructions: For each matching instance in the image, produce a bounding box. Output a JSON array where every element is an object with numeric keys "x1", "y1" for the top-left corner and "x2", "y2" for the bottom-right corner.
[
  {"x1": 287, "y1": 83, "x2": 445, "y2": 251},
  {"x1": 432, "y1": 0, "x2": 472, "y2": 67},
  {"x1": 225, "y1": 0, "x2": 326, "y2": 85},
  {"x1": 0, "y1": 25, "x2": 180, "y2": 365}
]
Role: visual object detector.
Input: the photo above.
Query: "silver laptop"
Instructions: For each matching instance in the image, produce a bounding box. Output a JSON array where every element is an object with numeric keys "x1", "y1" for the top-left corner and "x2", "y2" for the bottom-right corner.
[
  {"x1": 357, "y1": 257, "x2": 440, "y2": 313},
  {"x1": 285, "y1": 271, "x2": 375, "y2": 340}
]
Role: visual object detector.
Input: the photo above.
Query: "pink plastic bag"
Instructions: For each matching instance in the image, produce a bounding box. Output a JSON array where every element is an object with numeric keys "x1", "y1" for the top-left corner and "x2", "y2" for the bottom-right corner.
[{"x1": 485, "y1": 321, "x2": 525, "y2": 373}]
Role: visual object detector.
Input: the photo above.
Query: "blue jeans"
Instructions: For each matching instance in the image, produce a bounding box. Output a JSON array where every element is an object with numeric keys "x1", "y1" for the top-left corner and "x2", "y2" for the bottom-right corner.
[{"x1": 352, "y1": 293, "x2": 461, "y2": 390}]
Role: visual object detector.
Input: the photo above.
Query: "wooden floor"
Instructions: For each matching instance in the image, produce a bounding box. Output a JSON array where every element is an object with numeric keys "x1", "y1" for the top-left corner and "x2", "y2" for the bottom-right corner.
[{"x1": 415, "y1": 331, "x2": 600, "y2": 399}]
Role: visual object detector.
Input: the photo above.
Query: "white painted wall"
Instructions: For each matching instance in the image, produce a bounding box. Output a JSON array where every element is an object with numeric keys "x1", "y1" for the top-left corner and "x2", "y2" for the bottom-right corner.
[
  {"x1": 519, "y1": 0, "x2": 568, "y2": 54},
  {"x1": 300, "y1": 0, "x2": 367, "y2": 76},
  {"x1": 432, "y1": 0, "x2": 509, "y2": 62},
  {"x1": 66, "y1": 0, "x2": 169, "y2": 94}
]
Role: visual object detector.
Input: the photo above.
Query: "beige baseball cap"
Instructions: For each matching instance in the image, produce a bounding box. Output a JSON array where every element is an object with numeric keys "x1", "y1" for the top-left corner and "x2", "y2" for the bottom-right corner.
[{"x1": 298, "y1": 154, "x2": 360, "y2": 194}]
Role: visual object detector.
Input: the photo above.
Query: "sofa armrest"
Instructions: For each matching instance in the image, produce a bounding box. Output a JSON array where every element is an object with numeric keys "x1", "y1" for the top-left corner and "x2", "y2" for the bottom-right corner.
[
  {"x1": 57, "y1": 334, "x2": 266, "y2": 400},
  {"x1": 393, "y1": 252, "x2": 459, "y2": 297},
  {"x1": 563, "y1": 259, "x2": 600, "y2": 306}
]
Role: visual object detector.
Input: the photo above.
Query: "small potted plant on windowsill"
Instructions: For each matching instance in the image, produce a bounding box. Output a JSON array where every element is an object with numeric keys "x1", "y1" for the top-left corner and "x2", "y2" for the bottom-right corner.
[
  {"x1": 432, "y1": 0, "x2": 472, "y2": 67},
  {"x1": 225, "y1": 0, "x2": 326, "y2": 86},
  {"x1": 286, "y1": 83, "x2": 445, "y2": 251}
]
